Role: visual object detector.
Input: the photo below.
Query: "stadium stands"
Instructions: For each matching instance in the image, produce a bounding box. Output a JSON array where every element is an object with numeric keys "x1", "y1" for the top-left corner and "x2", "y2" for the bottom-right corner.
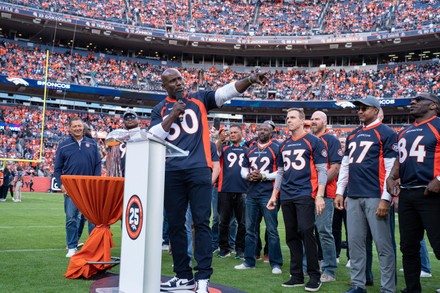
[
  {"x1": 1, "y1": 39, "x2": 439, "y2": 100},
  {"x1": 3, "y1": 0, "x2": 440, "y2": 34}
]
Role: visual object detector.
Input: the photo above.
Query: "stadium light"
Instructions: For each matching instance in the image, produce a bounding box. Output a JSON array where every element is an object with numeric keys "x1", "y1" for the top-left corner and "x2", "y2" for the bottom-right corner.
[
  {"x1": 192, "y1": 42, "x2": 198, "y2": 47},
  {"x1": 103, "y1": 30, "x2": 111, "y2": 36},
  {"x1": 234, "y1": 44, "x2": 241, "y2": 49},
  {"x1": 345, "y1": 42, "x2": 352, "y2": 48},
  {"x1": 285, "y1": 45, "x2": 292, "y2": 50},
  {"x1": 33, "y1": 18, "x2": 41, "y2": 24},
  {"x1": 144, "y1": 36, "x2": 152, "y2": 42},
  {"x1": 393, "y1": 38, "x2": 401, "y2": 44}
]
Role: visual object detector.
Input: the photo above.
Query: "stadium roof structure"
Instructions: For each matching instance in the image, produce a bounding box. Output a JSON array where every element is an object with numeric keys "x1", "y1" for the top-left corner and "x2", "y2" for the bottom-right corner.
[{"x1": 1, "y1": 2, "x2": 440, "y2": 58}]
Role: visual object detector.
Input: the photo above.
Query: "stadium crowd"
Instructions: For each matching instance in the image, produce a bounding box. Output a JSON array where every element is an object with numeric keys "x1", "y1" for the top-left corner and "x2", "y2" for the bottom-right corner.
[
  {"x1": 3, "y1": 0, "x2": 440, "y2": 35},
  {"x1": 1, "y1": 40, "x2": 440, "y2": 100},
  {"x1": 0, "y1": 103, "x2": 353, "y2": 179},
  {"x1": 0, "y1": 105, "x2": 150, "y2": 176}
]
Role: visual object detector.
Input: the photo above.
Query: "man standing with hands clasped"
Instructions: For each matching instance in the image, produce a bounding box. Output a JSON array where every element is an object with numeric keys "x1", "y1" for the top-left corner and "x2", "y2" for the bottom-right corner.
[
  {"x1": 149, "y1": 68, "x2": 268, "y2": 293},
  {"x1": 387, "y1": 92, "x2": 440, "y2": 293},
  {"x1": 335, "y1": 96, "x2": 397, "y2": 293},
  {"x1": 267, "y1": 108, "x2": 327, "y2": 292},
  {"x1": 235, "y1": 121, "x2": 283, "y2": 274}
]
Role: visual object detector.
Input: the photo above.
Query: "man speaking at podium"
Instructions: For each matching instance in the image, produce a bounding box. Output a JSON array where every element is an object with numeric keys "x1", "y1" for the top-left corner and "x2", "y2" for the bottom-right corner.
[{"x1": 149, "y1": 68, "x2": 267, "y2": 293}]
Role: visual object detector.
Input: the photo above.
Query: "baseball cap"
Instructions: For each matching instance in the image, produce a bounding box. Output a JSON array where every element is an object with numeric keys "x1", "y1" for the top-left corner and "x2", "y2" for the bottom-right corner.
[
  {"x1": 353, "y1": 96, "x2": 381, "y2": 109},
  {"x1": 262, "y1": 120, "x2": 275, "y2": 130},
  {"x1": 414, "y1": 92, "x2": 440, "y2": 103},
  {"x1": 123, "y1": 110, "x2": 138, "y2": 120}
]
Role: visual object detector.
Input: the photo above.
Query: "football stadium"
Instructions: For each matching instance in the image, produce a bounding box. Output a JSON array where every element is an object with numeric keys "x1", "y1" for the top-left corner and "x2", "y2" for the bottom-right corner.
[{"x1": 0, "y1": 0, "x2": 439, "y2": 292}]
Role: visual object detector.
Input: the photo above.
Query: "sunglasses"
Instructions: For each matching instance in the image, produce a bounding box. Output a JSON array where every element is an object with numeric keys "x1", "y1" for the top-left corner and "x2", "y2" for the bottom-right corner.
[
  {"x1": 124, "y1": 114, "x2": 137, "y2": 121},
  {"x1": 356, "y1": 106, "x2": 371, "y2": 112},
  {"x1": 411, "y1": 96, "x2": 434, "y2": 103}
]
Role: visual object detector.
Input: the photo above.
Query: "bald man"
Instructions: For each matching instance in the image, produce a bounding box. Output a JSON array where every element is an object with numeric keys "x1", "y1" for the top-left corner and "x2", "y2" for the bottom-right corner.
[
  {"x1": 310, "y1": 111, "x2": 342, "y2": 282},
  {"x1": 150, "y1": 68, "x2": 269, "y2": 293}
]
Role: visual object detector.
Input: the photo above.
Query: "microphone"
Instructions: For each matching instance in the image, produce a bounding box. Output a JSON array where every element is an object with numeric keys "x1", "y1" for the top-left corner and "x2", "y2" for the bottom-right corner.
[{"x1": 176, "y1": 91, "x2": 184, "y2": 122}]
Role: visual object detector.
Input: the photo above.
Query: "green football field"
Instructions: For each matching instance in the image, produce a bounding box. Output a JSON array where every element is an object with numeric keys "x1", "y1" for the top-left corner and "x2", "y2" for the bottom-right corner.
[{"x1": 0, "y1": 192, "x2": 438, "y2": 292}]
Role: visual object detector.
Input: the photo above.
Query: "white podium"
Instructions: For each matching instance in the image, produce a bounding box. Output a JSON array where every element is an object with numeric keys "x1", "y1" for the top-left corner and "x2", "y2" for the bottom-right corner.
[{"x1": 117, "y1": 131, "x2": 188, "y2": 293}]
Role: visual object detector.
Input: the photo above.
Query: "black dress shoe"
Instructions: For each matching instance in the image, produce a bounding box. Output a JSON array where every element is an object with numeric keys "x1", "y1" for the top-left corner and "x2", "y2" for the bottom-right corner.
[{"x1": 344, "y1": 286, "x2": 367, "y2": 293}]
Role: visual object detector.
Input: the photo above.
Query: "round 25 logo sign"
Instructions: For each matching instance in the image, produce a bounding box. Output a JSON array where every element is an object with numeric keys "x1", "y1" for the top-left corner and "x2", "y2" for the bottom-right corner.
[{"x1": 125, "y1": 195, "x2": 143, "y2": 240}]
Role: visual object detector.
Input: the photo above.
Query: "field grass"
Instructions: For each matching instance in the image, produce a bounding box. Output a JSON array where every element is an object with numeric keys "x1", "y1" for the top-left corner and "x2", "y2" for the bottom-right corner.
[{"x1": 0, "y1": 192, "x2": 438, "y2": 293}]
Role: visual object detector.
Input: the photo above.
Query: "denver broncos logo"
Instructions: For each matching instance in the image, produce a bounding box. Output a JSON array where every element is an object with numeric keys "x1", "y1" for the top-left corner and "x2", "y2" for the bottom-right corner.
[
  {"x1": 6, "y1": 77, "x2": 29, "y2": 86},
  {"x1": 335, "y1": 100, "x2": 355, "y2": 108}
]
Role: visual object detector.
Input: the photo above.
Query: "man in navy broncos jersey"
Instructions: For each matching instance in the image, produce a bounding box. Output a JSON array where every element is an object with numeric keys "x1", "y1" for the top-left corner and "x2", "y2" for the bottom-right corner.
[
  {"x1": 387, "y1": 92, "x2": 440, "y2": 293},
  {"x1": 234, "y1": 121, "x2": 283, "y2": 274},
  {"x1": 149, "y1": 68, "x2": 268, "y2": 293},
  {"x1": 217, "y1": 125, "x2": 247, "y2": 259},
  {"x1": 310, "y1": 111, "x2": 342, "y2": 283},
  {"x1": 335, "y1": 96, "x2": 397, "y2": 293},
  {"x1": 267, "y1": 108, "x2": 327, "y2": 292}
]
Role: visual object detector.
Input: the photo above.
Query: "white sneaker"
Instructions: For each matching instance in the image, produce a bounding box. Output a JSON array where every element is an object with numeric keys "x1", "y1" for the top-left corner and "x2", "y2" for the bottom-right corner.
[
  {"x1": 234, "y1": 263, "x2": 255, "y2": 270},
  {"x1": 346, "y1": 260, "x2": 351, "y2": 268},
  {"x1": 336, "y1": 258, "x2": 339, "y2": 264},
  {"x1": 272, "y1": 266, "x2": 282, "y2": 274},
  {"x1": 320, "y1": 273, "x2": 336, "y2": 282},
  {"x1": 195, "y1": 279, "x2": 210, "y2": 293},
  {"x1": 420, "y1": 271, "x2": 432, "y2": 278},
  {"x1": 66, "y1": 248, "x2": 77, "y2": 258}
]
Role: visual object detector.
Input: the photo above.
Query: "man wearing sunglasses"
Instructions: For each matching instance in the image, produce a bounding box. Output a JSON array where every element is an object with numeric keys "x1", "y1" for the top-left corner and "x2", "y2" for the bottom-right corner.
[
  {"x1": 119, "y1": 111, "x2": 142, "y2": 176},
  {"x1": 335, "y1": 96, "x2": 397, "y2": 293},
  {"x1": 386, "y1": 92, "x2": 440, "y2": 293}
]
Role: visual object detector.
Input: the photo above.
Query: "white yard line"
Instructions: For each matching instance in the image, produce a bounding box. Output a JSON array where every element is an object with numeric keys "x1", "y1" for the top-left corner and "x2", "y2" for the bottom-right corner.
[{"x1": 0, "y1": 248, "x2": 66, "y2": 253}]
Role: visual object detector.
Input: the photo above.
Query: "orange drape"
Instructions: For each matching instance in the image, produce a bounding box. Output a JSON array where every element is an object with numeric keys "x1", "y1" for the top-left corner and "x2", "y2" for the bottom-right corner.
[{"x1": 61, "y1": 175, "x2": 124, "y2": 279}]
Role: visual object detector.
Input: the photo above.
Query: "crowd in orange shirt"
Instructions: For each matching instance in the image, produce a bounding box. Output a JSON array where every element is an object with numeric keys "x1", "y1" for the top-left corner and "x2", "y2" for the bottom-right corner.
[
  {"x1": 1, "y1": 40, "x2": 440, "y2": 100},
  {"x1": 5, "y1": 0, "x2": 440, "y2": 35}
]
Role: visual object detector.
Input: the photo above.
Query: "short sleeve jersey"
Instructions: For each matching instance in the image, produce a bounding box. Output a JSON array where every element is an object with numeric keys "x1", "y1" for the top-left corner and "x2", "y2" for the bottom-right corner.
[
  {"x1": 397, "y1": 116, "x2": 440, "y2": 188},
  {"x1": 218, "y1": 143, "x2": 248, "y2": 193},
  {"x1": 345, "y1": 123, "x2": 397, "y2": 198},
  {"x1": 242, "y1": 141, "x2": 279, "y2": 198},
  {"x1": 277, "y1": 133, "x2": 328, "y2": 200},
  {"x1": 150, "y1": 91, "x2": 218, "y2": 171},
  {"x1": 319, "y1": 132, "x2": 343, "y2": 198}
]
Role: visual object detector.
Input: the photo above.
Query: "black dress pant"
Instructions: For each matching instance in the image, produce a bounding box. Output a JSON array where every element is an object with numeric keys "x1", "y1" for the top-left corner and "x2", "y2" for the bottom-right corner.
[{"x1": 399, "y1": 188, "x2": 440, "y2": 293}]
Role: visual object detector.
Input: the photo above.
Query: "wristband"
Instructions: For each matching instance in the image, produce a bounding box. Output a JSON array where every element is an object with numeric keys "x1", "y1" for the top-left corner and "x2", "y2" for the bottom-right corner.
[{"x1": 316, "y1": 194, "x2": 324, "y2": 198}]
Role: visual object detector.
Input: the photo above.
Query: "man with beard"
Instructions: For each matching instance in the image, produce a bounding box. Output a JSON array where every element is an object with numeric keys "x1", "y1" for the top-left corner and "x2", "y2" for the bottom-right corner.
[
  {"x1": 335, "y1": 96, "x2": 397, "y2": 293},
  {"x1": 234, "y1": 121, "x2": 283, "y2": 274},
  {"x1": 310, "y1": 111, "x2": 342, "y2": 283}
]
